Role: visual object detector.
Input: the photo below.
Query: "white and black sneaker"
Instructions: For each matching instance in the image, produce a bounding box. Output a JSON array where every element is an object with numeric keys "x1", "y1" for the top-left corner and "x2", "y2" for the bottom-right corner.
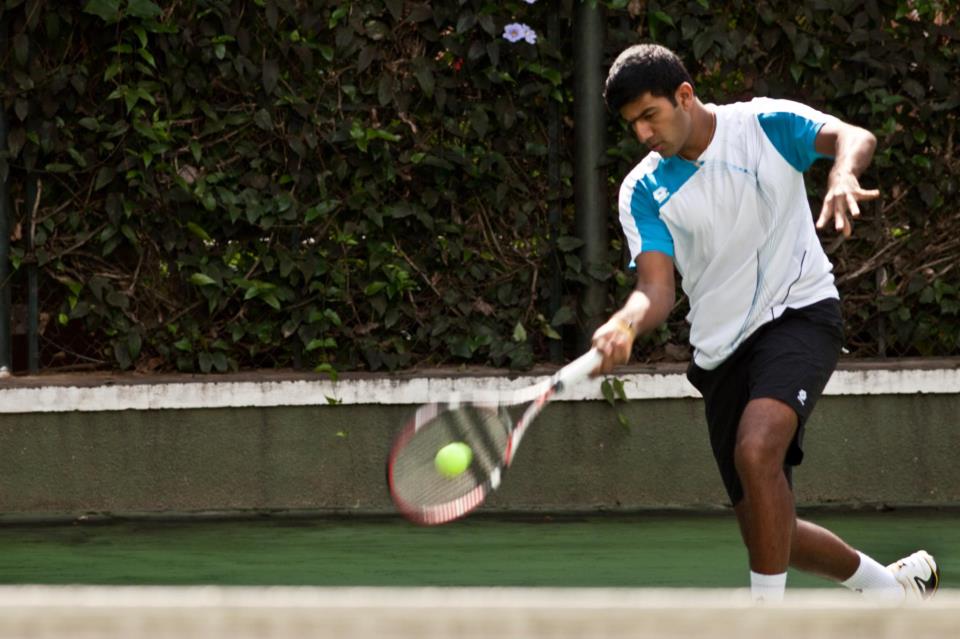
[{"x1": 888, "y1": 550, "x2": 940, "y2": 600}]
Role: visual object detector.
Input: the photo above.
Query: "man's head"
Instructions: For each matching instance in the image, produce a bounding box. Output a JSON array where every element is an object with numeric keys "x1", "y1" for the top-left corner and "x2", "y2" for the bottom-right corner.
[
  {"x1": 604, "y1": 44, "x2": 693, "y2": 112},
  {"x1": 604, "y1": 44, "x2": 699, "y2": 158}
]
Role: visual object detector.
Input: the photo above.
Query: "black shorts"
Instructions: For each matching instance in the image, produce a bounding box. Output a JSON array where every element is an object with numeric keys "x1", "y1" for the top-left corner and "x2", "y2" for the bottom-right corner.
[{"x1": 686, "y1": 298, "x2": 844, "y2": 505}]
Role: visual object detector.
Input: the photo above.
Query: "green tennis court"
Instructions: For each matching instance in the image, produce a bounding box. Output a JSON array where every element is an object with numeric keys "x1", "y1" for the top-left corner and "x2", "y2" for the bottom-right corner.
[{"x1": 0, "y1": 510, "x2": 954, "y2": 588}]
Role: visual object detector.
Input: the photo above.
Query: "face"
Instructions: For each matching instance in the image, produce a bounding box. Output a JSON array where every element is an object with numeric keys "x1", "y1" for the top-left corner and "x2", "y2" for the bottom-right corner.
[{"x1": 619, "y1": 83, "x2": 694, "y2": 157}]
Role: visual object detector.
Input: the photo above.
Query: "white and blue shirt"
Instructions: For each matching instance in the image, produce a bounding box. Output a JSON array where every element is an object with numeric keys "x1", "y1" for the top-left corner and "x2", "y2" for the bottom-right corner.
[{"x1": 619, "y1": 98, "x2": 841, "y2": 370}]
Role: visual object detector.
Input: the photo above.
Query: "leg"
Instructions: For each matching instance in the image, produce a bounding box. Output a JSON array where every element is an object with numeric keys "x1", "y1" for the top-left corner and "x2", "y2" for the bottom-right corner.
[
  {"x1": 732, "y1": 397, "x2": 799, "y2": 574},
  {"x1": 790, "y1": 519, "x2": 859, "y2": 581},
  {"x1": 732, "y1": 398, "x2": 862, "y2": 582}
]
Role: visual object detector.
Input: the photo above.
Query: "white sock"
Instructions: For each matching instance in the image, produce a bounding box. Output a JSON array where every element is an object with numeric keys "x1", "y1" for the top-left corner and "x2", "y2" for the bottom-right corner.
[
  {"x1": 750, "y1": 571, "x2": 787, "y2": 602},
  {"x1": 841, "y1": 551, "x2": 905, "y2": 602}
]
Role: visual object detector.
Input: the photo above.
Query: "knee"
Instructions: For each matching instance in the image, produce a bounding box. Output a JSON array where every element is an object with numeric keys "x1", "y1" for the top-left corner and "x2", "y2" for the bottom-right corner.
[{"x1": 734, "y1": 435, "x2": 784, "y2": 481}]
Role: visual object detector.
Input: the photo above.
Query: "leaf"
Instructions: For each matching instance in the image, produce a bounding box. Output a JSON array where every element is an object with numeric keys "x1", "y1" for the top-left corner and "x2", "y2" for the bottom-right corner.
[
  {"x1": 262, "y1": 59, "x2": 279, "y2": 95},
  {"x1": 254, "y1": 108, "x2": 273, "y2": 130},
  {"x1": 512, "y1": 322, "x2": 527, "y2": 343},
  {"x1": 95, "y1": 166, "x2": 115, "y2": 190},
  {"x1": 693, "y1": 31, "x2": 713, "y2": 59},
  {"x1": 186, "y1": 222, "x2": 211, "y2": 241},
  {"x1": 7, "y1": 128, "x2": 26, "y2": 158},
  {"x1": 114, "y1": 340, "x2": 132, "y2": 369},
  {"x1": 358, "y1": 46, "x2": 377, "y2": 73},
  {"x1": 126, "y1": 0, "x2": 162, "y2": 19},
  {"x1": 412, "y1": 59, "x2": 435, "y2": 97},
  {"x1": 190, "y1": 273, "x2": 217, "y2": 286},
  {"x1": 600, "y1": 379, "x2": 615, "y2": 405},
  {"x1": 470, "y1": 107, "x2": 489, "y2": 138},
  {"x1": 13, "y1": 33, "x2": 29, "y2": 67},
  {"x1": 364, "y1": 281, "x2": 387, "y2": 296},
  {"x1": 83, "y1": 0, "x2": 122, "y2": 23},
  {"x1": 556, "y1": 236, "x2": 584, "y2": 252},
  {"x1": 551, "y1": 306, "x2": 576, "y2": 326},
  {"x1": 128, "y1": 332, "x2": 143, "y2": 359},
  {"x1": 315, "y1": 363, "x2": 339, "y2": 381},
  {"x1": 651, "y1": 10, "x2": 675, "y2": 27},
  {"x1": 211, "y1": 352, "x2": 228, "y2": 372}
]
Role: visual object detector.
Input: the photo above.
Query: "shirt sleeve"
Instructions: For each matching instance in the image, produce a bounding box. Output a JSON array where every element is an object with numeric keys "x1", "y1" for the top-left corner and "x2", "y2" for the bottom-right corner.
[
  {"x1": 754, "y1": 98, "x2": 839, "y2": 172},
  {"x1": 619, "y1": 173, "x2": 675, "y2": 267}
]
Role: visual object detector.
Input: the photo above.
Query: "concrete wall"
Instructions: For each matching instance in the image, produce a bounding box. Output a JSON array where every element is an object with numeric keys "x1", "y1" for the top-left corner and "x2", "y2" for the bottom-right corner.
[{"x1": 0, "y1": 360, "x2": 957, "y2": 520}]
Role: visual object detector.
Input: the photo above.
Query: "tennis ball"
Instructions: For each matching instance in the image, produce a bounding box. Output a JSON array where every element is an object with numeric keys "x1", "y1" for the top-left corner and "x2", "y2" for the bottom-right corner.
[{"x1": 434, "y1": 442, "x2": 473, "y2": 478}]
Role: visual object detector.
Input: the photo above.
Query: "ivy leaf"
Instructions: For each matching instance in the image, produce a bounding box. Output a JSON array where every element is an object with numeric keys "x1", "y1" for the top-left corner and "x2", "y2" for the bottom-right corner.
[
  {"x1": 83, "y1": 0, "x2": 122, "y2": 23},
  {"x1": 186, "y1": 222, "x2": 212, "y2": 241},
  {"x1": 262, "y1": 59, "x2": 279, "y2": 95},
  {"x1": 127, "y1": 0, "x2": 162, "y2": 19},
  {"x1": 190, "y1": 273, "x2": 217, "y2": 286},
  {"x1": 95, "y1": 166, "x2": 115, "y2": 190},
  {"x1": 412, "y1": 58, "x2": 435, "y2": 97},
  {"x1": 600, "y1": 379, "x2": 615, "y2": 405},
  {"x1": 254, "y1": 108, "x2": 273, "y2": 130},
  {"x1": 551, "y1": 306, "x2": 576, "y2": 327},
  {"x1": 556, "y1": 236, "x2": 584, "y2": 252}
]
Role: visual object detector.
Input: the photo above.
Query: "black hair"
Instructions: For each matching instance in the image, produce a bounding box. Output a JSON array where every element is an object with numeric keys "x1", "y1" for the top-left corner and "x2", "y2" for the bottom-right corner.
[{"x1": 603, "y1": 44, "x2": 694, "y2": 113}]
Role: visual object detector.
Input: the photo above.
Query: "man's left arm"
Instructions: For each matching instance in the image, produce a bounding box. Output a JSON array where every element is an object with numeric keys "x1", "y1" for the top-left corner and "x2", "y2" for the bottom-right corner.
[{"x1": 814, "y1": 121, "x2": 879, "y2": 237}]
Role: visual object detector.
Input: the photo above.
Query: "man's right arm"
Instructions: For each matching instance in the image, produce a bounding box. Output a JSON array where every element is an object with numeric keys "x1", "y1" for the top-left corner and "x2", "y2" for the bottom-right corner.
[{"x1": 591, "y1": 251, "x2": 675, "y2": 374}]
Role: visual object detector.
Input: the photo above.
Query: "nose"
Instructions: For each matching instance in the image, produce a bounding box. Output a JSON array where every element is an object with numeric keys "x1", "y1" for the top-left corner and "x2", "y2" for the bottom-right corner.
[{"x1": 632, "y1": 120, "x2": 653, "y2": 144}]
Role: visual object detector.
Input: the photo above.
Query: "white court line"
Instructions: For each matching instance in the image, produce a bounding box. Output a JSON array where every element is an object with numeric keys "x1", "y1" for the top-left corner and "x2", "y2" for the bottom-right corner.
[
  {"x1": 0, "y1": 585, "x2": 956, "y2": 609},
  {"x1": 0, "y1": 586, "x2": 957, "y2": 639}
]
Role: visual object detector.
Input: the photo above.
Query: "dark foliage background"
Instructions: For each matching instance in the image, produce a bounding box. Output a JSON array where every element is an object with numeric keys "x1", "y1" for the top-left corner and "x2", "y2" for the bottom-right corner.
[{"x1": 0, "y1": 0, "x2": 957, "y2": 373}]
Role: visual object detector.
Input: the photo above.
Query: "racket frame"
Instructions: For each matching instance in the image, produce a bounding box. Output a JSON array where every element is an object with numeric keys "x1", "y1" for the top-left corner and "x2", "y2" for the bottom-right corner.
[{"x1": 387, "y1": 348, "x2": 602, "y2": 525}]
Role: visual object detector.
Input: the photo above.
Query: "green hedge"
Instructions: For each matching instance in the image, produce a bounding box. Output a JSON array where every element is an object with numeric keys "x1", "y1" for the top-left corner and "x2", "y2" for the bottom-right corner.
[{"x1": 0, "y1": 0, "x2": 957, "y2": 373}]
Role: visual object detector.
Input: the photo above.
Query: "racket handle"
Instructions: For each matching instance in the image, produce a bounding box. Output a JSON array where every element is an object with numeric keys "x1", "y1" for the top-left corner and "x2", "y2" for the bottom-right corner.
[{"x1": 554, "y1": 348, "x2": 603, "y2": 392}]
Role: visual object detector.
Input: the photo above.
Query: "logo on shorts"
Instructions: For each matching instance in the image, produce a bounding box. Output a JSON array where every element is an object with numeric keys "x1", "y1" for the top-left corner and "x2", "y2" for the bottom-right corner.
[{"x1": 797, "y1": 389, "x2": 807, "y2": 406}]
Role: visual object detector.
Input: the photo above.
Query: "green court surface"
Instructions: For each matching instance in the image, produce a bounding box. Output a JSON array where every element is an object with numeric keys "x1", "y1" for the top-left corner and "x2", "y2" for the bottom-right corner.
[{"x1": 0, "y1": 510, "x2": 954, "y2": 588}]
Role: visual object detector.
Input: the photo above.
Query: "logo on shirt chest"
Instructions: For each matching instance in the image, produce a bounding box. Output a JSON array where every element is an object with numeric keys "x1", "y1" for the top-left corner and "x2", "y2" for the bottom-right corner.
[{"x1": 653, "y1": 186, "x2": 670, "y2": 204}]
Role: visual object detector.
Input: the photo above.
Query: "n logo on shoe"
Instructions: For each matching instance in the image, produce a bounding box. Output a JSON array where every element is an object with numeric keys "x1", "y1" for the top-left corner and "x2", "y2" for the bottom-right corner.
[{"x1": 914, "y1": 571, "x2": 939, "y2": 597}]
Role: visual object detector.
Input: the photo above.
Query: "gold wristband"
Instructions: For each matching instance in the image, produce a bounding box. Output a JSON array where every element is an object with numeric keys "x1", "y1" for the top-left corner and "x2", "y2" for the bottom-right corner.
[{"x1": 612, "y1": 317, "x2": 636, "y2": 339}]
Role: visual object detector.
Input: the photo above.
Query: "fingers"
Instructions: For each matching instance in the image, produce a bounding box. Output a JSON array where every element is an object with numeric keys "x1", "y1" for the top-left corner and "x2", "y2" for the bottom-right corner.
[
  {"x1": 845, "y1": 192, "x2": 861, "y2": 218},
  {"x1": 816, "y1": 197, "x2": 832, "y2": 230},
  {"x1": 820, "y1": 185, "x2": 876, "y2": 235},
  {"x1": 590, "y1": 319, "x2": 635, "y2": 375},
  {"x1": 817, "y1": 193, "x2": 850, "y2": 236}
]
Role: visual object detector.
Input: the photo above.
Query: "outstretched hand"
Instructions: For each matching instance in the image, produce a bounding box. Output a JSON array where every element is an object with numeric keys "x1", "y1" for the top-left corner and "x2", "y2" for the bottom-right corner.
[{"x1": 816, "y1": 172, "x2": 880, "y2": 238}]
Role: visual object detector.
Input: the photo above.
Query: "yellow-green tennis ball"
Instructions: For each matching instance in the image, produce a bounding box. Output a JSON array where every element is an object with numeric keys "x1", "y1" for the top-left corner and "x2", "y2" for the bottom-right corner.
[{"x1": 435, "y1": 442, "x2": 473, "y2": 478}]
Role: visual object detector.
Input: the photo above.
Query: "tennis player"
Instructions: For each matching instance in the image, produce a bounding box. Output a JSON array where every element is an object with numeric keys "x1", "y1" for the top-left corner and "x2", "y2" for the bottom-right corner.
[{"x1": 592, "y1": 43, "x2": 939, "y2": 602}]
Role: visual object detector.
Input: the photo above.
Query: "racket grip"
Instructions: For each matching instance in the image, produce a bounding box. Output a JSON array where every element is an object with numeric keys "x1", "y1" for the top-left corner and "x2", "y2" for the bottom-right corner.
[{"x1": 555, "y1": 348, "x2": 603, "y2": 391}]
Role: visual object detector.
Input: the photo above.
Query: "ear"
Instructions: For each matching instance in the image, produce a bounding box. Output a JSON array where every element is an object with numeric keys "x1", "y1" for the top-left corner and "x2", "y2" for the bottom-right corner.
[{"x1": 675, "y1": 82, "x2": 695, "y2": 110}]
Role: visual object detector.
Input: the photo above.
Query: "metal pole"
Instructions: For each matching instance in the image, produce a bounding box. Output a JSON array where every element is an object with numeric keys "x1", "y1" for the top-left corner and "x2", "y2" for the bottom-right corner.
[
  {"x1": 0, "y1": 16, "x2": 13, "y2": 376},
  {"x1": 573, "y1": 1, "x2": 607, "y2": 352},
  {"x1": 547, "y1": 10, "x2": 563, "y2": 363},
  {"x1": 26, "y1": 178, "x2": 39, "y2": 373},
  {"x1": 0, "y1": 120, "x2": 12, "y2": 376}
]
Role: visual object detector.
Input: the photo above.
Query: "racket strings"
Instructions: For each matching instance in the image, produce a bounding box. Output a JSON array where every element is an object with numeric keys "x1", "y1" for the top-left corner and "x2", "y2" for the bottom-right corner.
[{"x1": 390, "y1": 405, "x2": 510, "y2": 512}]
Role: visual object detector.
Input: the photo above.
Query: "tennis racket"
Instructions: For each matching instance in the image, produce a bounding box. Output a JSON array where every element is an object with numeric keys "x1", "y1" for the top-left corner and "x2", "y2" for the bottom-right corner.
[{"x1": 387, "y1": 348, "x2": 603, "y2": 525}]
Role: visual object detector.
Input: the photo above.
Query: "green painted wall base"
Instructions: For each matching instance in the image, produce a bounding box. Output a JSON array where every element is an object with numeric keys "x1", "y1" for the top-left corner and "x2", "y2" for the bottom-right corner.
[{"x1": 0, "y1": 392, "x2": 956, "y2": 520}]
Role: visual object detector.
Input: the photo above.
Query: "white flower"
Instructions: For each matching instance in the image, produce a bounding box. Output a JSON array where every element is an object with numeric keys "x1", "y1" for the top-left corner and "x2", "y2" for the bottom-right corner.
[
  {"x1": 503, "y1": 22, "x2": 537, "y2": 44},
  {"x1": 503, "y1": 23, "x2": 526, "y2": 42}
]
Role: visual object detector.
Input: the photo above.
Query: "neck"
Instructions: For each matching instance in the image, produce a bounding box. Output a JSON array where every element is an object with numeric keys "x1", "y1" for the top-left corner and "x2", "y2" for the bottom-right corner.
[{"x1": 679, "y1": 100, "x2": 716, "y2": 161}]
